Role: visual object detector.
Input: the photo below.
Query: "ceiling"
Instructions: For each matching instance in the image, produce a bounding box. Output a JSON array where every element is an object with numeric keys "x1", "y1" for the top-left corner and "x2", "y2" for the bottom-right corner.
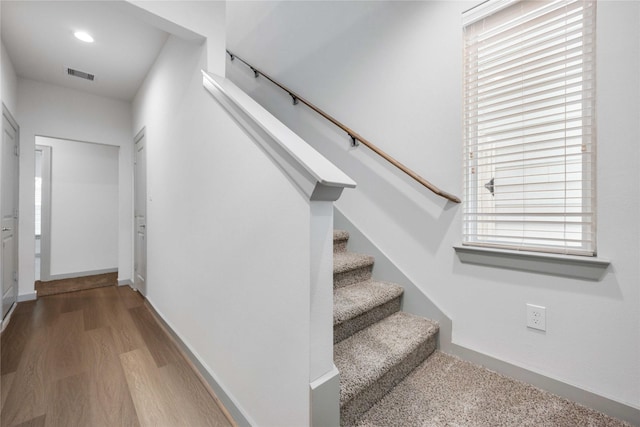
[{"x1": 1, "y1": 1, "x2": 170, "y2": 101}]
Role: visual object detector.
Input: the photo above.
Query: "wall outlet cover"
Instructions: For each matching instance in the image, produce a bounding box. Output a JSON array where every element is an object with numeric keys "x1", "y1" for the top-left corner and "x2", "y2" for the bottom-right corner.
[{"x1": 526, "y1": 303, "x2": 546, "y2": 331}]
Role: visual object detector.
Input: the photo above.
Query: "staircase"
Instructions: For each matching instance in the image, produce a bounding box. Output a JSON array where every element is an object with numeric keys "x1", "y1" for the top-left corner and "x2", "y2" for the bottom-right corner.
[{"x1": 333, "y1": 230, "x2": 439, "y2": 426}]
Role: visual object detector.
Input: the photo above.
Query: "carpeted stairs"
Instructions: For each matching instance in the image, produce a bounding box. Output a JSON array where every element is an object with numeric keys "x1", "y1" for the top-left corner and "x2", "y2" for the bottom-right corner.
[
  {"x1": 333, "y1": 230, "x2": 439, "y2": 426},
  {"x1": 333, "y1": 230, "x2": 632, "y2": 427}
]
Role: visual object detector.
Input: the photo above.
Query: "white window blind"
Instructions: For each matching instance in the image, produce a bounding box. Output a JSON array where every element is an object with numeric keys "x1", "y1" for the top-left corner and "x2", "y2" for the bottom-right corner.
[{"x1": 463, "y1": 0, "x2": 596, "y2": 256}]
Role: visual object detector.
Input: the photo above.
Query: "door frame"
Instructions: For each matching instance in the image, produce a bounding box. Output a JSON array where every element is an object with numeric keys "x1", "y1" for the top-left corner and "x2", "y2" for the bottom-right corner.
[
  {"x1": 35, "y1": 144, "x2": 52, "y2": 281},
  {"x1": 2, "y1": 103, "x2": 20, "y2": 326},
  {"x1": 133, "y1": 127, "x2": 147, "y2": 295}
]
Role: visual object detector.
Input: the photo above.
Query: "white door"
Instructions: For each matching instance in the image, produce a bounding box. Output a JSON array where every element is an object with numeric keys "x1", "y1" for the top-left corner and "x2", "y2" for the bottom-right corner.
[
  {"x1": 134, "y1": 130, "x2": 147, "y2": 295},
  {"x1": 2, "y1": 109, "x2": 19, "y2": 319}
]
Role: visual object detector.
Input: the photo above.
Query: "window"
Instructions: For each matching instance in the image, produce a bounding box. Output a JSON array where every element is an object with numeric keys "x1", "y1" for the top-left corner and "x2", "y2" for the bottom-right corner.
[{"x1": 463, "y1": 0, "x2": 596, "y2": 256}]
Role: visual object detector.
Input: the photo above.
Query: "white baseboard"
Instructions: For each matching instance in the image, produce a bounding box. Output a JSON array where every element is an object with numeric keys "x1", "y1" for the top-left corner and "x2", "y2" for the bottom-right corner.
[
  {"x1": 18, "y1": 292, "x2": 37, "y2": 302},
  {"x1": 118, "y1": 279, "x2": 133, "y2": 287},
  {"x1": 142, "y1": 295, "x2": 252, "y2": 427},
  {"x1": 1, "y1": 303, "x2": 17, "y2": 333}
]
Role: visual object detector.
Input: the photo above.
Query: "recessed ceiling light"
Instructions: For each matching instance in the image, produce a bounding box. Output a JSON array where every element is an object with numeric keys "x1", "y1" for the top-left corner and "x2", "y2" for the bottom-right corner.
[{"x1": 74, "y1": 31, "x2": 94, "y2": 43}]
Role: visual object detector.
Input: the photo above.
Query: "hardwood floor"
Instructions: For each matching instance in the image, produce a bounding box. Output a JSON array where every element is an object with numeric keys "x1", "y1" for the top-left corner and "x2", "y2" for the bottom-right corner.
[
  {"x1": 35, "y1": 272, "x2": 118, "y2": 297},
  {"x1": 0, "y1": 285, "x2": 234, "y2": 427}
]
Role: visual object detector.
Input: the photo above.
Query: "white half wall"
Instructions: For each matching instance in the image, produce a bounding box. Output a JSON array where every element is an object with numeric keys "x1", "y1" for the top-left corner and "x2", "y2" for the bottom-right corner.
[
  {"x1": 16, "y1": 78, "x2": 133, "y2": 296},
  {"x1": 36, "y1": 136, "x2": 119, "y2": 277},
  {"x1": 1, "y1": 39, "x2": 17, "y2": 114},
  {"x1": 227, "y1": 0, "x2": 640, "y2": 409},
  {"x1": 132, "y1": 35, "x2": 313, "y2": 426}
]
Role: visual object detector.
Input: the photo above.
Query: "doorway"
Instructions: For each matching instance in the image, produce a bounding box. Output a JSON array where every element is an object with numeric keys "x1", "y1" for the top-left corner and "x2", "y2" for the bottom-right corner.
[
  {"x1": 2, "y1": 105, "x2": 20, "y2": 320},
  {"x1": 134, "y1": 129, "x2": 147, "y2": 295},
  {"x1": 34, "y1": 136, "x2": 119, "y2": 295}
]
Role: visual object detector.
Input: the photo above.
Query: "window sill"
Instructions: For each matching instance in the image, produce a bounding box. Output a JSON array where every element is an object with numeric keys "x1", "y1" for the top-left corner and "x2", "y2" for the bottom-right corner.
[{"x1": 453, "y1": 245, "x2": 610, "y2": 281}]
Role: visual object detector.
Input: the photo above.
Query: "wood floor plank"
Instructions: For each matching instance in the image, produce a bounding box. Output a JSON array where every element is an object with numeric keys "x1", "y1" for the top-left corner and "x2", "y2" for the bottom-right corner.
[
  {"x1": 45, "y1": 372, "x2": 90, "y2": 427},
  {"x1": 83, "y1": 287, "x2": 119, "y2": 331},
  {"x1": 60, "y1": 290, "x2": 93, "y2": 314},
  {"x1": 85, "y1": 327, "x2": 140, "y2": 427},
  {"x1": 36, "y1": 272, "x2": 117, "y2": 297},
  {"x1": 14, "y1": 414, "x2": 46, "y2": 427},
  {"x1": 1, "y1": 326, "x2": 48, "y2": 426},
  {"x1": 1, "y1": 312, "x2": 32, "y2": 375},
  {"x1": 128, "y1": 306, "x2": 182, "y2": 368},
  {"x1": 160, "y1": 358, "x2": 233, "y2": 427},
  {"x1": 117, "y1": 286, "x2": 144, "y2": 309},
  {"x1": 30, "y1": 295, "x2": 64, "y2": 331},
  {"x1": 109, "y1": 287, "x2": 148, "y2": 356},
  {"x1": 2, "y1": 286, "x2": 233, "y2": 427},
  {"x1": 12, "y1": 300, "x2": 36, "y2": 317},
  {"x1": 1, "y1": 371, "x2": 16, "y2": 411},
  {"x1": 120, "y1": 347, "x2": 181, "y2": 427},
  {"x1": 107, "y1": 304, "x2": 147, "y2": 356},
  {"x1": 45, "y1": 310, "x2": 87, "y2": 382}
]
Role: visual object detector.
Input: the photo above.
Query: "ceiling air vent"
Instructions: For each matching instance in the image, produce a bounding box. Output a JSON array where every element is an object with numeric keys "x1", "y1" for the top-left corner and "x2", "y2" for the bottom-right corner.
[{"x1": 67, "y1": 68, "x2": 95, "y2": 81}]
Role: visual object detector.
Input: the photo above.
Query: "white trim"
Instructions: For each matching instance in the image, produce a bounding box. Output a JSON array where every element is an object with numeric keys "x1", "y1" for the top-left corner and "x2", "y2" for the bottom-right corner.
[
  {"x1": 35, "y1": 145, "x2": 52, "y2": 281},
  {"x1": 18, "y1": 292, "x2": 37, "y2": 302},
  {"x1": 202, "y1": 71, "x2": 356, "y2": 202},
  {"x1": 2, "y1": 105, "x2": 20, "y2": 319},
  {"x1": 1, "y1": 302, "x2": 17, "y2": 333},
  {"x1": 118, "y1": 279, "x2": 133, "y2": 287},
  {"x1": 133, "y1": 126, "x2": 147, "y2": 295},
  {"x1": 454, "y1": 245, "x2": 609, "y2": 280}
]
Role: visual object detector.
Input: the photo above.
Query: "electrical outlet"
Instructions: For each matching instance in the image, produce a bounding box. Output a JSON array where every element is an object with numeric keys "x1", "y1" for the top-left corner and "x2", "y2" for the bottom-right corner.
[{"x1": 526, "y1": 304, "x2": 546, "y2": 331}]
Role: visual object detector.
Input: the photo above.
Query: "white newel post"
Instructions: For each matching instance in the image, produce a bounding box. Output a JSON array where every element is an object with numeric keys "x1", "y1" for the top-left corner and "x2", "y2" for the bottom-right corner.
[{"x1": 309, "y1": 199, "x2": 340, "y2": 427}]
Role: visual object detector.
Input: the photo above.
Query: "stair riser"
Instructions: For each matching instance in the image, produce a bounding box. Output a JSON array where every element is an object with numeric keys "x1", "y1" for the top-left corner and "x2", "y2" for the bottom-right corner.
[
  {"x1": 334, "y1": 266, "x2": 373, "y2": 289},
  {"x1": 334, "y1": 239, "x2": 348, "y2": 253},
  {"x1": 334, "y1": 297, "x2": 401, "y2": 344},
  {"x1": 340, "y1": 334, "x2": 438, "y2": 426}
]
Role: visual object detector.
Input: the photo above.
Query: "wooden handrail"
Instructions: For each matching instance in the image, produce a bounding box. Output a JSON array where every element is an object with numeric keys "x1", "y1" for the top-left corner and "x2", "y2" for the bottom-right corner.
[{"x1": 226, "y1": 50, "x2": 461, "y2": 204}]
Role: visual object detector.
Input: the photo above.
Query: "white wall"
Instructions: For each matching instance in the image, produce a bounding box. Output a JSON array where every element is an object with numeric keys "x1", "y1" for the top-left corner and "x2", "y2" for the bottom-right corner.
[
  {"x1": 124, "y1": 0, "x2": 226, "y2": 76},
  {"x1": 132, "y1": 35, "x2": 313, "y2": 426},
  {"x1": 16, "y1": 78, "x2": 133, "y2": 296},
  {"x1": 36, "y1": 136, "x2": 119, "y2": 277},
  {"x1": 227, "y1": 0, "x2": 640, "y2": 409},
  {"x1": 1, "y1": 39, "x2": 18, "y2": 114}
]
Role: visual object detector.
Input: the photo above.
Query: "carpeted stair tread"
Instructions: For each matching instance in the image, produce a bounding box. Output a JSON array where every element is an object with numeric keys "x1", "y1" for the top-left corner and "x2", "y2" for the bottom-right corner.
[
  {"x1": 333, "y1": 252, "x2": 375, "y2": 289},
  {"x1": 334, "y1": 229, "x2": 350, "y2": 242},
  {"x1": 333, "y1": 252, "x2": 374, "y2": 274},
  {"x1": 334, "y1": 281, "x2": 403, "y2": 326},
  {"x1": 334, "y1": 230, "x2": 350, "y2": 253},
  {"x1": 334, "y1": 311, "x2": 439, "y2": 408},
  {"x1": 334, "y1": 281, "x2": 404, "y2": 344},
  {"x1": 334, "y1": 229, "x2": 349, "y2": 241},
  {"x1": 353, "y1": 351, "x2": 631, "y2": 427}
]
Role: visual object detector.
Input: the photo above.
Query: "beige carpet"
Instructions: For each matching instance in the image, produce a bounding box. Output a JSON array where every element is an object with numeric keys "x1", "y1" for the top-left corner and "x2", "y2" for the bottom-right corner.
[{"x1": 354, "y1": 351, "x2": 631, "y2": 427}]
